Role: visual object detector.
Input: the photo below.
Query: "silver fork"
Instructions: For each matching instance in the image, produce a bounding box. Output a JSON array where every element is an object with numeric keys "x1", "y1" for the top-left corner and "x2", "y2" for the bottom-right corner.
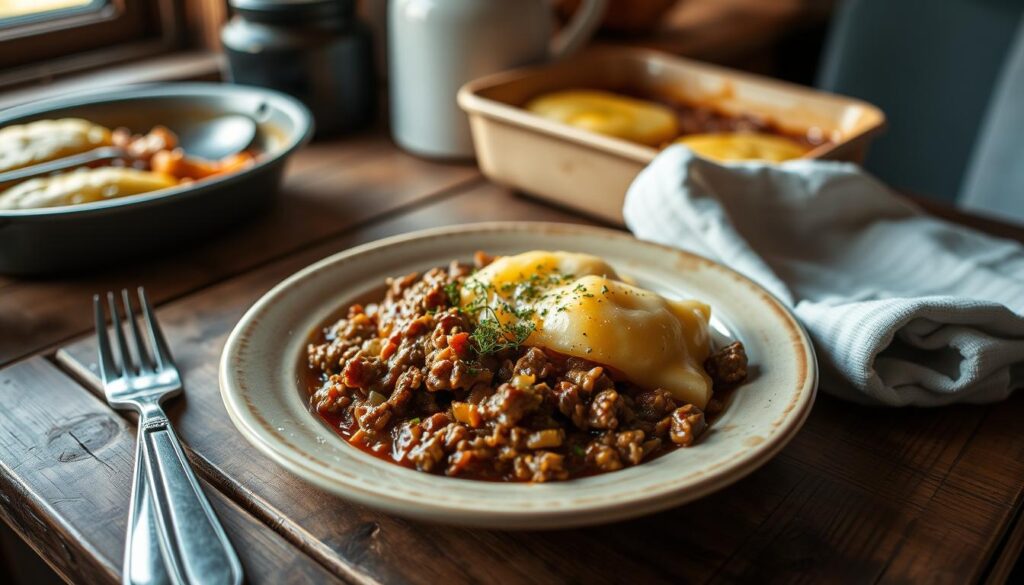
[{"x1": 94, "y1": 287, "x2": 243, "y2": 585}]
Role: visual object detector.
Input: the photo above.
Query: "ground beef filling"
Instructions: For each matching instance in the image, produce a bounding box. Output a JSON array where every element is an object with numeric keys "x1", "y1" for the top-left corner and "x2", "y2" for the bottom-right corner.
[{"x1": 305, "y1": 261, "x2": 748, "y2": 482}]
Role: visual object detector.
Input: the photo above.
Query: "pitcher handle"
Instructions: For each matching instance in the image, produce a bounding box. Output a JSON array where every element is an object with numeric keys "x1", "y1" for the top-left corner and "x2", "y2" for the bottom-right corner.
[{"x1": 550, "y1": 0, "x2": 608, "y2": 59}]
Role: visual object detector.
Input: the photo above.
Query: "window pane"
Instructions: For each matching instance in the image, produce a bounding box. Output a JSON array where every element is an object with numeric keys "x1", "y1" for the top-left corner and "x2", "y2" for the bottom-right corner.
[{"x1": 0, "y1": 0, "x2": 99, "y2": 24}]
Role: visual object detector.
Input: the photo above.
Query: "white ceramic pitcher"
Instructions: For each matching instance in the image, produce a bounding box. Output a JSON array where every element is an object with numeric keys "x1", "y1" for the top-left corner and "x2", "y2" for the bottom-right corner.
[{"x1": 389, "y1": 0, "x2": 607, "y2": 159}]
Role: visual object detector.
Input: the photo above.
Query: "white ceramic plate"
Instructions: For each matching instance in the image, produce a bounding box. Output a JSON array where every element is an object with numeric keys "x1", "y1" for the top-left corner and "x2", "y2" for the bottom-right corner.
[{"x1": 219, "y1": 222, "x2": 817, "y2": 529}]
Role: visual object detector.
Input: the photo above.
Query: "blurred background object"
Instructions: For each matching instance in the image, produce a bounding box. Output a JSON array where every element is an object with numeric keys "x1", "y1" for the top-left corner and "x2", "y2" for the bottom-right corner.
[
  {"x1": 556, "y1": 0, "x2": 681, "y2": 35},
  {"x1": 956, "y1": 18, "x2": 1024, "y2": 225},
  {"x1": 388, "y1": 0, "x2": 607, "y2": 159},
  {"x1": 458, "y1": 47, "x2": 884, "y2": 224},
  {"x1": 221, "y1": 0, "x2": 375, "y2": 137},
  {"x1": 358, "y1": 0, "x2": 387, "y2": 78},
  {"x1": 817, "y1": 0, "x2": 1024, "y2": 210}
]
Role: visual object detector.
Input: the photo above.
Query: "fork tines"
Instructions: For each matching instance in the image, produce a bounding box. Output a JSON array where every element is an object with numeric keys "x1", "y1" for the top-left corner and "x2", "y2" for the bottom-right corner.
[{"x1": 93, "y1": 287, "x2": 175, "y2": 384}]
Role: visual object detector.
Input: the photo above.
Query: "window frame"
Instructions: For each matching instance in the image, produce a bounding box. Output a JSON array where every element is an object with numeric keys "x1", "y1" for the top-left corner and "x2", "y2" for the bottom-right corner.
[{"x1": 0, "y1": 0, "x2": 184, "y2": 87}]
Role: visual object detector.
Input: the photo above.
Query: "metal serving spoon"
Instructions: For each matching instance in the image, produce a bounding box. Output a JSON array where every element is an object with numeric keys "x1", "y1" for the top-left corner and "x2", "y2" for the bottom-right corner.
[
  {"x1": 175, "y1": 114, "x2": 257, "y2": 160},
  {"x1": 0, "y1": 114, "x2": 258, "y2": 185}
]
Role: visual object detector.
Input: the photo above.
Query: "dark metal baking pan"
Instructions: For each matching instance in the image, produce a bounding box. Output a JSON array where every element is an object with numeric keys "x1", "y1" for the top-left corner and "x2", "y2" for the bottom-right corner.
[{"x1": 0, "y1": 82, "x2": 313, "y2": 275}]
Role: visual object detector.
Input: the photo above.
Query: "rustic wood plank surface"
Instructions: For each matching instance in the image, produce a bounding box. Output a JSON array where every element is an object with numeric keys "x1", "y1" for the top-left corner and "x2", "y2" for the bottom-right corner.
[
  {"x1": 0, "y1": 135, "x2": 1021, "y2": 584},
  {"x1": 53, "y1": 182, "x2": 1024, "y2": 584},
  {"x1": 0, "y1": 358, "x2": 344, "y2": 585},
  {"x1": 0, "y1": 133, "x2": 480, "y2": 367}
]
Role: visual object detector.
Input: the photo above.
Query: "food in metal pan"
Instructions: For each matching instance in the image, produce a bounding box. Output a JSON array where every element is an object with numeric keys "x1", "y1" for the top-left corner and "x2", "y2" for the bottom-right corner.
[
  {"x1": 0, "y1": 118, "x2": 112, "y2": 173},
  {"x1": 0, "y1": 119, "x2": 256, "y2": 210},
  {"x1": 0, "y1": 167, "x2": 176, "y2": 209}
]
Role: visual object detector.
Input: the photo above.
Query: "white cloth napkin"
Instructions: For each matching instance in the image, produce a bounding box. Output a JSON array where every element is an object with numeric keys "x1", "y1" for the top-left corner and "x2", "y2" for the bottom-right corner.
[{"x1": 623, "y1": 146, "x2": 1024, "y2": 406}]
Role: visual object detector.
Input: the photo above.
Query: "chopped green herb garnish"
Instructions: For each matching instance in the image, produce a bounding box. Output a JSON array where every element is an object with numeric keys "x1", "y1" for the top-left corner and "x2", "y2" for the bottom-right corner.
[
  {"x1": 443, "y1": 282, "x2": 460, "y2": 306},
  {"x1": 445, "y1": 277, "x2": 538, "y2": 356},
  {"x1": 470, "y1": 306, "x2": 536, "y2": 355}
]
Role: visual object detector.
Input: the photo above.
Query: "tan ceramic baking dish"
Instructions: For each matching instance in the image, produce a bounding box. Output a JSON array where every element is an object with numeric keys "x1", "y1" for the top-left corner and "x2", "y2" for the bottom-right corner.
[{"x1": 458, "y1": 47, "x2": 886, "y2": 224}]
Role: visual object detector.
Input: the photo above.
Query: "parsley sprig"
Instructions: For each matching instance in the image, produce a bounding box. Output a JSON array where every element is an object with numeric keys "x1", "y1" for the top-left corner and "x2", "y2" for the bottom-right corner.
[
  {"x1": 470, "y1": 305, "x2": 536, "y2": 354},
  {"x1": 447, "y1": 277, "x2": 537, "y2": 356}
]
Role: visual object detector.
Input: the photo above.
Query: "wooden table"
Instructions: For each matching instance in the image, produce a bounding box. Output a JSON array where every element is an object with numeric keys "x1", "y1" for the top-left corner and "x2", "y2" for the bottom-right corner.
[{"x1": 0, "y1": 131, "x2": 1022, "y2": 585}]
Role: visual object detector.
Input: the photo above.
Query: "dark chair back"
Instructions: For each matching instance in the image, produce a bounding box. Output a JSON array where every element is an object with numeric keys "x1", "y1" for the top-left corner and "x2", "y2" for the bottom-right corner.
[{"x1": 817, "y1": 0, "x2": 1023, "y2": 203}]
